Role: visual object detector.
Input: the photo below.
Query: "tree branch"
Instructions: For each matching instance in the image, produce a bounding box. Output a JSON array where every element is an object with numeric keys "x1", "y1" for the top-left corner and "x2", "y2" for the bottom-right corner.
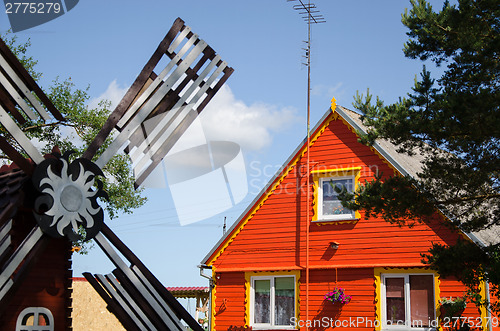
[
  {"x1": 435, "y1": 193, "x2": 500, "y2": 205},
  {"x1": 22, "y1": 121, "x2": 71, "y2": 131}
]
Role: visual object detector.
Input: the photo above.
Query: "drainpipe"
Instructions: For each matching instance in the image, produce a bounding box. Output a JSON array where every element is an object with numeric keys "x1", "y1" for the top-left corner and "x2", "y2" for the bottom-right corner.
[{"x1": 199, "y1": 264, "x2": 213, "y2": 331}]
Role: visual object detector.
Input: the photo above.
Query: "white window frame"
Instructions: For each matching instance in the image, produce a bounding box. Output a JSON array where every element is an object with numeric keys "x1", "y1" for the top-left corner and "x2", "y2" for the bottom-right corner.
[
  {"x1": 250, "y1": 275, "x2": 296, "y2": 329},
  {"x1": 318, "y1": 175, "x2": 356, "y2": 221},
  {"x1": 381, "y1": 273, "x2": 436, "y2": 331}
]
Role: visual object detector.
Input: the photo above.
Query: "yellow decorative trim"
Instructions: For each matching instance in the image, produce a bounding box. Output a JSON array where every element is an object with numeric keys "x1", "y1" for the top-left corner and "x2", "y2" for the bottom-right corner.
[
  {"x1": 311, "y1": 166, "x2": 362, "y2": 176},
  {"x1": 374, "y1": 267, "x2": 440, "y2": 331},
  {"x1": 244, "y1": 270, "x2": 301, "y2": 329},
  {"x1": 374, "y1": 268, "x2": 382, "y2": 330},
  {"x1": 479, "y1": 281, "x2": 488, "y2": 331},
  {"x1": 312, "y1": 166, "x2": 362, "y2": 222},
  {"x1": 314, "y1": 219, "x2": 359, "y2": 226},
  {"x1": 211, "y1": 267, "x2": 216, "y2": 331},
  {"x1": 206, "y1": 114, "x2": 337, "y2": 266},
  {"x1": 331, "y1": 96, "x2": 337, "y2": 112}
]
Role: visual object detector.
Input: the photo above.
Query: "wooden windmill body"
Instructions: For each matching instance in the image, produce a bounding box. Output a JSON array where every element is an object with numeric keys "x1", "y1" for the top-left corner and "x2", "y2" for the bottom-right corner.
[{"x1": 0, "y1": 17, "x2": 232, "y2": 330}]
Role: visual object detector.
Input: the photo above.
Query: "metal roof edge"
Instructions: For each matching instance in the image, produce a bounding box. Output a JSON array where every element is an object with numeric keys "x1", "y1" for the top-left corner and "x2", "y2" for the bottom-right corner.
[
  {"x1": 200, "y1": 109, "x2": 334, "y2": 265},
  {"x1": 463, "y1": 231, "x2": 486, "y2": 248}
]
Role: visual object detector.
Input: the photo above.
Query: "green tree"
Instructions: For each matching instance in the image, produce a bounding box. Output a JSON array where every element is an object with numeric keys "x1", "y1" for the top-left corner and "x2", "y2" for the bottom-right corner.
[
  {"x1": 344, "y1": 0, "x2": 500, "y2": 311},
  {"x1": 1, "y1": 33, "x2": 147, "y2": 250}
]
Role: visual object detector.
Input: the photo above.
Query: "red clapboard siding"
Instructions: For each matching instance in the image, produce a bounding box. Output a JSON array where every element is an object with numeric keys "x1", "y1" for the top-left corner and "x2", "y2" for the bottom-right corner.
[
  {"x1": 302, "y1": 268, "x2": 376, "y2": 331},
  {"x1": 213, "y1": 272, "x2": 246, "y2": 331}
]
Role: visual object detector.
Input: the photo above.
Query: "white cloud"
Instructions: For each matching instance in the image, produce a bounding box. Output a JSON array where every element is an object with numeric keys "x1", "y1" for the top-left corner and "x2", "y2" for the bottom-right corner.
[
  {"x1": 87, "y1": 82, "x2": 300, "y2": 153},
  {"x1": 200, "y1": 85, "x2": 300, "y2": 151},
  {"x1": 311, "y1": 82, "x2": 344, "y2": 98},
  {"x1": 88, "y1": 80, "x2": 128, "y2": 110}
]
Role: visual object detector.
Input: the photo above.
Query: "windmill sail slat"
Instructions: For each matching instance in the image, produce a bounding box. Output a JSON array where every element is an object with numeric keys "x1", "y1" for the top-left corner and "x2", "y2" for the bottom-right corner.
[
  {"x1": 0, "y1": 105, "x2": 44, "y2": 164},
  {"x1": 0, "y1": 36, "x2": 64, "y2": 170},
  {"x1": 84, "y1": 17, "x2": 232, "y2": 188},
  {"x1": 0, "y1": 226, "x2": 43, "y2": 301},
  {"x1": 0, "y1": 69, "x2": 38, "y2": 121},
  {"x1": 95, "y1": 274, "x2": 151, "y2": 331},
  {"x1": 126, "y1": 58, "x2": 228, "y2": 188},
  {"x1": 132, "y1": 59, "x2": 227, "y2": 169},
  {"x1": 123, "y1": 50, "x2": 214, "y2": 151},
  {"x1": 130, "y1": 107, "x2": 192, "y2": 178},
  {"x1": 82, "y1": 18, "x2": 186, "y2": 161},
  {"x1": 92, "y1": 231, "x2": 190, "y2": 330},
  {"x1": 111, "y1": 268, "x2": 175, "y2": 330},
  {"x1": 128, "y1": 107, "x2": 185, "y2": 167},
  {"x1": 167, "y1": 25, "x2": 192, "y2": 54},
  {"x1": 104, "y1": 274, "x2": 154, "y2": 330},
  {"x1": 101, "y1": 224, "x2": 202, "y2": 330},
  {"x1": 130, "y1": 63, "x2": 228, "y2": 185},
  {"x1": 83, "y1": 272, "x2": 142, "y2": 330},
  {"x1": 0, "y1": 53, "x2": 51, "y2": 121},
  {"x1": 197, "y1": 65, "x2": 234, "y2": 113},
  {"x1": 131, "y1": 265, "x2": 185, "y2": 328},
  {"x1": 0, "y1": 237, "x2": 11, "y2": 262},
  {"x1": 0, "y1": 135, "x2": 33, "y2": 174},
  {"x1": 0, "y1": 38, "x2": 63, "y2": 121},
  {"x1": 0, "y1": 86, "x2": 25, "y2": 124},
  {"x1": 116, "y1": 31, "x2": 202, "y2": 129},
  {"x1": 0, "y1": 219, "x2": 12, "y2": 260},
  {"x1": 133, "y1": 109, "x2": 199, "y2": 188},
  {"x1": 128, "y1": 55, "x2": 222, "y2": 165},
  {"x1": 0, "y1": 279, "x2": 13, "y2": 303},
  {"x1": 95, "y1": 38, "x2": 208, "y2": 169}
]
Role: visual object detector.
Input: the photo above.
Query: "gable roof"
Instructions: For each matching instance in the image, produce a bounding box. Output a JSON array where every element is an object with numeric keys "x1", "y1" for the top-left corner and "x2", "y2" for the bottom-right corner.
[{"x1": 201, "y1": 104, "x2": 491, "y2": 265}]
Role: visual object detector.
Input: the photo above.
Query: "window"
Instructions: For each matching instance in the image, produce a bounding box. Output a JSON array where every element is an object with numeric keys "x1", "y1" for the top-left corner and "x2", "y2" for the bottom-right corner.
[
  {"x1": 250, "y1": 275, "x2": 296, "y2": 329},
  {"x1": 312, "y1": 167, "x2": 361, "y2": 222},
  {"x1": 381, "y1": 274, "x2": 436, "y2": 329},
  {"x1": 16, "y1": 307, "x2": 54, "y2": 331},
  {"x1": 319, "y1": 176, "x2": 355, "y2": 220}
]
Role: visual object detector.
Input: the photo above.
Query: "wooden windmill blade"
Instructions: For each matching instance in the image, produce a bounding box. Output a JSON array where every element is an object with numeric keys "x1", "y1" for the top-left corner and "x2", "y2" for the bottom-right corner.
[
  {"x1": 0, "y1": 17, "x2": 231, "y2": 330},
  {"x1": 0, "y1": 38, "x2": 64, "y2": 173},
  {"x1": 83, "y1": 17, "x2": 233, "y2": 188}
]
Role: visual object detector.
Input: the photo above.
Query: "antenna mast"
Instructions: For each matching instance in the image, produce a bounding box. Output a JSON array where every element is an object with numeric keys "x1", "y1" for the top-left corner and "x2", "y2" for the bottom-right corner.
[
  {"x1": 287, "y1": 1, "x2": 325, "y2": 329},
  {"x1": 288, "y1": 0, "x2": 325, "y2": 134}
]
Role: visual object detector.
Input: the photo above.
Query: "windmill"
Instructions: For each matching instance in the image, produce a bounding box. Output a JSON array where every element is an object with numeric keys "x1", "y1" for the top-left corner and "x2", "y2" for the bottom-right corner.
[{"x1": 0, "y1": 17, "x2": 232, "y2": 330}]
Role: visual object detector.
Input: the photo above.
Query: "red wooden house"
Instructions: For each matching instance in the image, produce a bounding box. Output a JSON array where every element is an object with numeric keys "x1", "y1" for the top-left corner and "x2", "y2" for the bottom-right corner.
[{"x1": 201, "y1": 102, "x2": 498, "y2": 331}]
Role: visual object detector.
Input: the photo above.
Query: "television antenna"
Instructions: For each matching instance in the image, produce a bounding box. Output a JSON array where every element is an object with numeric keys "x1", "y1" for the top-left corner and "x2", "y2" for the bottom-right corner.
[
  {"x1": 287, "y1": 1, "x2": 325, "y2": 330},
  {"x1": 288, "y1": 0, "x2": 325, "y2": 134}
]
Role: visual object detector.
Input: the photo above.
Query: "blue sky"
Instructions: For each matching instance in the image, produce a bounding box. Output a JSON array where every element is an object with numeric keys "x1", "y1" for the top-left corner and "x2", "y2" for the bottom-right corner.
[{"x1": 1, "y1": 0, "x2": 447, "y2": 299}]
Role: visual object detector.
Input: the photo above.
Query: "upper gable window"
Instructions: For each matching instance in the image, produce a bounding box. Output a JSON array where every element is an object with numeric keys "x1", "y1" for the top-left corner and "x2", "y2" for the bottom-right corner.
[
  {"x1": 319, "y1": 176, "x2": 355, "y2": 220},
  {"x1": 312, "y1": 167, "x2": 361, "y2": 222}
]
